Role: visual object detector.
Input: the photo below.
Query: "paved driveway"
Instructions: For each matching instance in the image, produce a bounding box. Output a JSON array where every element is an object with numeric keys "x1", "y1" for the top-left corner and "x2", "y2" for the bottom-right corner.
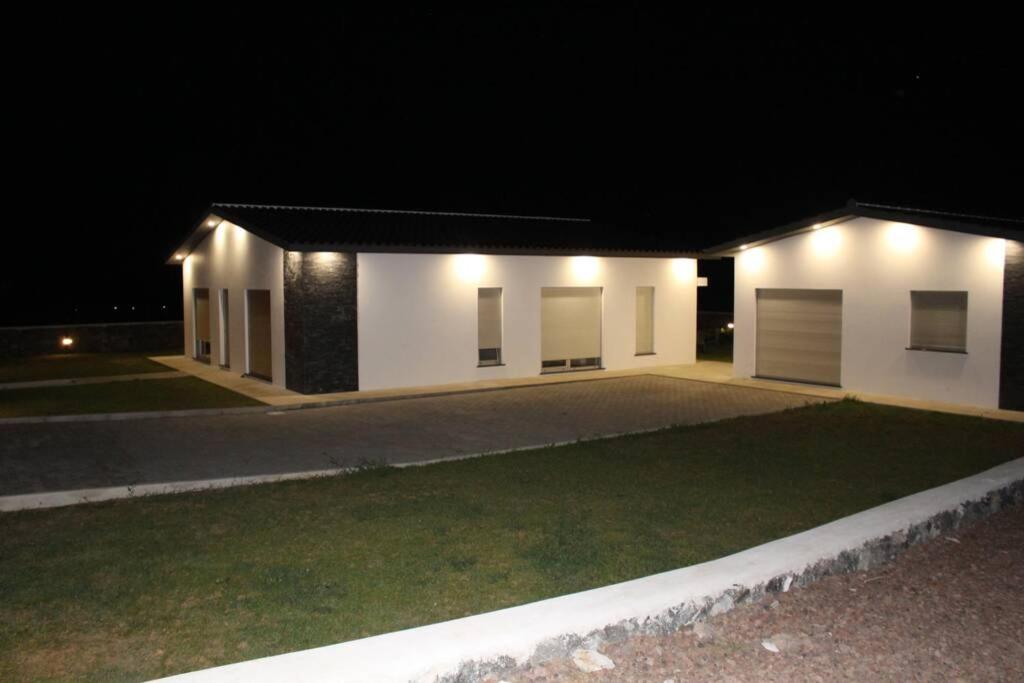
[{"x1": 0, "y1": 375, "x2": 826, "y2": 496}]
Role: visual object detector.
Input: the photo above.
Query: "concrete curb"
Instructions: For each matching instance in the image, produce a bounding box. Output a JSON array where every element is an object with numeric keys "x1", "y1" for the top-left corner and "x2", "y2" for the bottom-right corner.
[
  {"x1": 0, "y1": 403, "x2": 277, "y2": 425},
  {"x1": 154, "y1": 457, "x2": 1024, "y2": 683},
  {"x1": 0, "y1": 468, "x2": 345, "y2": 512},
  {"x1": 0, "y1": 370, "x2": 184, "y2": 391}
]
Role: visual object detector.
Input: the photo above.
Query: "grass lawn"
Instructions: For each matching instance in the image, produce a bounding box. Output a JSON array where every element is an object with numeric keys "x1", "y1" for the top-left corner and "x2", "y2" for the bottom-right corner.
[
  {"x1": 698, "y1": 338, "x2": 733, "y2": 362},
  {"x1": 1, "y1": 401, "x2": 1021, "y2": 681},
  {"x1": 0, "y1": 377, "x2": 262, "y2": 417},
  {"x1": 0, "y1": 352, "x2": 178, "y2": 383}
]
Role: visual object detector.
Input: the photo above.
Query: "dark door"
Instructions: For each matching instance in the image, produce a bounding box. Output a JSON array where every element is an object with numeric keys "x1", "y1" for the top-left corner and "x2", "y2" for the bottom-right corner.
[{"x1": 247, "y1": 289, "x2": 272, "y2": 380}]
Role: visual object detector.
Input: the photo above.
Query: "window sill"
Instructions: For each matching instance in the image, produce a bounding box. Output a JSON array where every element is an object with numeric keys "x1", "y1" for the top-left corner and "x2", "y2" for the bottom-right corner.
[
  {"x1": 477, "y1": 363, "x2": 506, "y2": 368},
  {"x1": 635, "y1": 352, "x2": 656, "y2": 357},
  {"x1": 540, "y1": 366, "x2": 605, "y2": 375},
  {"x1": 906, "y1": 346, "x2": 967, "y2": 355}
]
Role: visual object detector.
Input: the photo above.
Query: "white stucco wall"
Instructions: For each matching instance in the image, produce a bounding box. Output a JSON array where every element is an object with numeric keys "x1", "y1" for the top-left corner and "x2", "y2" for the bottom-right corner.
[
  {"x1": 358, "y1": 254, "x2": 698, "y2": 391},
  {"x1": 733, "y1": 217, "x2": 1006, "y2": 407},
  {"x1": 181, "y1": 221, "x2": 287, "y2": 387}
]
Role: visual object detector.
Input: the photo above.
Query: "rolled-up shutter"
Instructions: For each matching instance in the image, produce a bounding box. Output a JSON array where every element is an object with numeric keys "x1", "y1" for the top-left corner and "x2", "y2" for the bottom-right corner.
[
  {"x1": 194, "y1": 289, "x2": 211, "y2": 342},
  {"x1": 478, "y1": 288, "x2": 502, "y2": 350},
  {"x1": 541, "y1": 287, "x2": 602, "y2": 361},
  {"x1": 910, "y1": 291, "x2": 967, "y2": 352},
  {"x1": 756, "y1": 288, "x2": 842, "y2": 386}
]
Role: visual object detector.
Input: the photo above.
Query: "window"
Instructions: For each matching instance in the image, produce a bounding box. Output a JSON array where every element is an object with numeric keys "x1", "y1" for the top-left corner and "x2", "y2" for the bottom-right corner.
[
  {"x1": 909, "y1": 291, "x2": 967, "y2": 353},
  {"x1": 478, "y1": 288, "x2": 502, "y2": 366},
  {"x1": 540, "y1": 287, "x2": 602, "y2": 372},
  {"x1": 636, "y1": 286, "x2": 654, "y2": 355}
]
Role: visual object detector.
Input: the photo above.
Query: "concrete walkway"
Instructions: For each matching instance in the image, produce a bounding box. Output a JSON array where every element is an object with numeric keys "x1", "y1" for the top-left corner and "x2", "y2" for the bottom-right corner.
[
  {"x1": 0, "y1": 375, "x2": 822, "y2": 499},
  {"x1": 154, "y1": 356, "x2": 1024, "y2": 423}
]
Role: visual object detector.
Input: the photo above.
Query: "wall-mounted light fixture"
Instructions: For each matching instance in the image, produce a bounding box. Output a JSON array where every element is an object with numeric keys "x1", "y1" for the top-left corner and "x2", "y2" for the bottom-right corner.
[
  {"x1": 811, "y1": 225, "x2": 842, "y2": 256},
  {"x1": 570, "y1": 256, "x2": 599, "y2": 280},
  {"x1": 453, "y1": 253, "x2": 486, "y2": 282},
  {"x1": 985, "y1": 238, "x2": 1006, "y2": 268},
  {"x1": 739, "y1": 244, "x2": 749, "y2": 250},
  {"x1": 886, "y1": 223, "x2": 919, "y2": 252},
  {"x1": 175, "y1": 254, "x2": 185, "y2": 261},
  {"x1": 60, "y1": 336, "x2": 74, "y2": 348},
  {"x1": 672, "y1": 258, "x2": 694, "y2": 281},
  {"x1": 727, "y1": 322, "x2": 735, "y2": 330},
  {"x1": 206, "y1": 218, "x2": 219, "y2": 228}
]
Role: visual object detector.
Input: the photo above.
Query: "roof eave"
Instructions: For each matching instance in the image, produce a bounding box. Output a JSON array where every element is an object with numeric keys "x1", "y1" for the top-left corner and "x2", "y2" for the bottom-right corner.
[{"x1": 704, "y1": 207, "x2": 855, "y2": 256}]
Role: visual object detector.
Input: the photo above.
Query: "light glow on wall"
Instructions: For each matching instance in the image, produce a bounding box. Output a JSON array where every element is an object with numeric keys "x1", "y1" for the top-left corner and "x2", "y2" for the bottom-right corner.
[
  {"x1": 811, "y1": 225, "x2": 842, "y2": 256},
  {"x1": 570, "y1": 256, "x2": 599, "y2": 281},
  {"x1": 313, "y1": 251, "x2": 341, "y2": 265},
  {"x1": 985, "y1": 238, "x2": 1006, "y2": 268},
  {"x1": 672, "y1": 258, "x2": 694, "y2": 281},
  {"x1": 740, "y1": 247, "x2": 764, "y2": 272},
  {"x1": 453, "y1": 253, "x2": 486, "y2": 282},
  {"x1": 886, "y1": 223, "x2": 919, "y2": 252}
]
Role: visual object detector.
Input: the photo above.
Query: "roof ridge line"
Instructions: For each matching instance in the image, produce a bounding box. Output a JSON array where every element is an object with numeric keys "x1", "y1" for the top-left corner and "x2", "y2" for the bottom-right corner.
[{"x1": 211, "y1": 203, "x2": 591, "y2": 223}]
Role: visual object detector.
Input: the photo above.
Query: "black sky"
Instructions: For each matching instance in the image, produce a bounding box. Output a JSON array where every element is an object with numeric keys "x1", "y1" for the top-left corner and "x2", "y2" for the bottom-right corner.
[{"x1": 7, "y1": 8, "x2": 1022, "y2": 324}]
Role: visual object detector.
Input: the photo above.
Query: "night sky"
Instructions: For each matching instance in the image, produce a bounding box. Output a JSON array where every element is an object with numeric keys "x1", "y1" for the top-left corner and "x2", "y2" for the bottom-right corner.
[{"x1": 8, "y1": 8, "x2": 1020, "y2": 325}]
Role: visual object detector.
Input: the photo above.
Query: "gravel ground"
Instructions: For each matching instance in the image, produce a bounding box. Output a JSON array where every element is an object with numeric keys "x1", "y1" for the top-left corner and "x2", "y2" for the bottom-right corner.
[{"x1": 504, "y1": 502, "x2": 1024, "y2": 682}]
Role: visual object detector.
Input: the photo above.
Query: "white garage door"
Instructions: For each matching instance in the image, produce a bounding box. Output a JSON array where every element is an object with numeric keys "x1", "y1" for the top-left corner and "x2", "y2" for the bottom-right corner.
[
  {"x1": 756, "y1": 289, "x2": 842, "y2": 386},
  {"x1": 541, "y1": 287, "x2": 602, "y2": 372}
]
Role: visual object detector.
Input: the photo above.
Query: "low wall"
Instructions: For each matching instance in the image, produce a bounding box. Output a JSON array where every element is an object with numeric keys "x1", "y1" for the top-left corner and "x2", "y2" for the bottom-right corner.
[{"x1": 0, "y1": 321, "x2": 183, "y2": 357}]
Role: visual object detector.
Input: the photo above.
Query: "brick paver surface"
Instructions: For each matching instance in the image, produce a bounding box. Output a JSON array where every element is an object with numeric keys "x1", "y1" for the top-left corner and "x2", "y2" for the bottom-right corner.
[{"x1": 0, "y1": 375, "x2": 824, "y2": 495}]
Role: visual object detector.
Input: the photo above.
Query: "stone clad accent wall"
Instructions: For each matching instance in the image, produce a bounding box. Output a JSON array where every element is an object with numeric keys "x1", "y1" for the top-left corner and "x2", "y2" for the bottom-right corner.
[
  {"x1": 1000, "y1": 240, "x2": 1023, "y2": 411},
  {"x1": 283, "y1": 252, "x2": 358, "y2": 394}
]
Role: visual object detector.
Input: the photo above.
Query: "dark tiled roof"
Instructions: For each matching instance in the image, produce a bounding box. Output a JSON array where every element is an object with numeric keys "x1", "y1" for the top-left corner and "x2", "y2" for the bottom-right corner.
[
  {"x1": 168, "y1": 204, "x2": 701, "y2": 262},
  {"x1": 705, "y1": 200, "x2": 1024, "y2": 255}
]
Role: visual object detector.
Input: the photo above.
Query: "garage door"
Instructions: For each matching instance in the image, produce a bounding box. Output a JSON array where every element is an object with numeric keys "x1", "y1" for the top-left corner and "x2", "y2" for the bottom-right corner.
[
  {"x1": 541, "y1": 287, "x2": 602, "y2": 372},
  {"x1": 756, "y1": 289, "x2": 842, "y2": 386}
]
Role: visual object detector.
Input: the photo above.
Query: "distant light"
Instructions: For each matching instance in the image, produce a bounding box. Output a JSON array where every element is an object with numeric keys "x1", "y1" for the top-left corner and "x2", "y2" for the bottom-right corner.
[
  {"x1": 131, "y1": 306, "x2": 135, "y2": 311},
  {"x1": 727, "y1": 322, "x2": 735, "y2": 329},
  {"x1": 162, "y1": 305, "x2": 167, "y2": 310},
  {"x1": 175, "y1": 254, "x2": 185, "y2": 261},
  {"x1": 113, "y1": 306, "x2": 118, "y2": 310},
  {"x1": 61, "y1": 336, "x2": 74, "y2": 348},
  {"x1": 739, "y1": 244, "x2": 749, "y2": 250}
]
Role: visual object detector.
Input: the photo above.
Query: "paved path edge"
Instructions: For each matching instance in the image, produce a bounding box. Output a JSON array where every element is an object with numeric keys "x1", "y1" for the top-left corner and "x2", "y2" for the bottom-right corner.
[
  {"x1": 152, "y1": 457, "x2": 1024, "y2": 683},
  {"x1": 0, "y1": 425, "x2": 691, "y2": 512}
]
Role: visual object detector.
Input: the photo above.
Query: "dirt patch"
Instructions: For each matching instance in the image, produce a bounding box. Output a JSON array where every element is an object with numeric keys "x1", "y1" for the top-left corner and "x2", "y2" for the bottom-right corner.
[{"x1": 506, "y1": 502, "x2": 1024, "y2": 682}]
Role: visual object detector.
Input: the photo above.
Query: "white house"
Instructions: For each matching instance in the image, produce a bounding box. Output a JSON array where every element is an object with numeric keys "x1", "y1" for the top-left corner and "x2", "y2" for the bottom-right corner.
[
  {"x1": 709, "y1": 201, "x2": 1023, "y2": 411},
  {"x1": 169, "y1": 204, "x2": 699, "y2": 394}
]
